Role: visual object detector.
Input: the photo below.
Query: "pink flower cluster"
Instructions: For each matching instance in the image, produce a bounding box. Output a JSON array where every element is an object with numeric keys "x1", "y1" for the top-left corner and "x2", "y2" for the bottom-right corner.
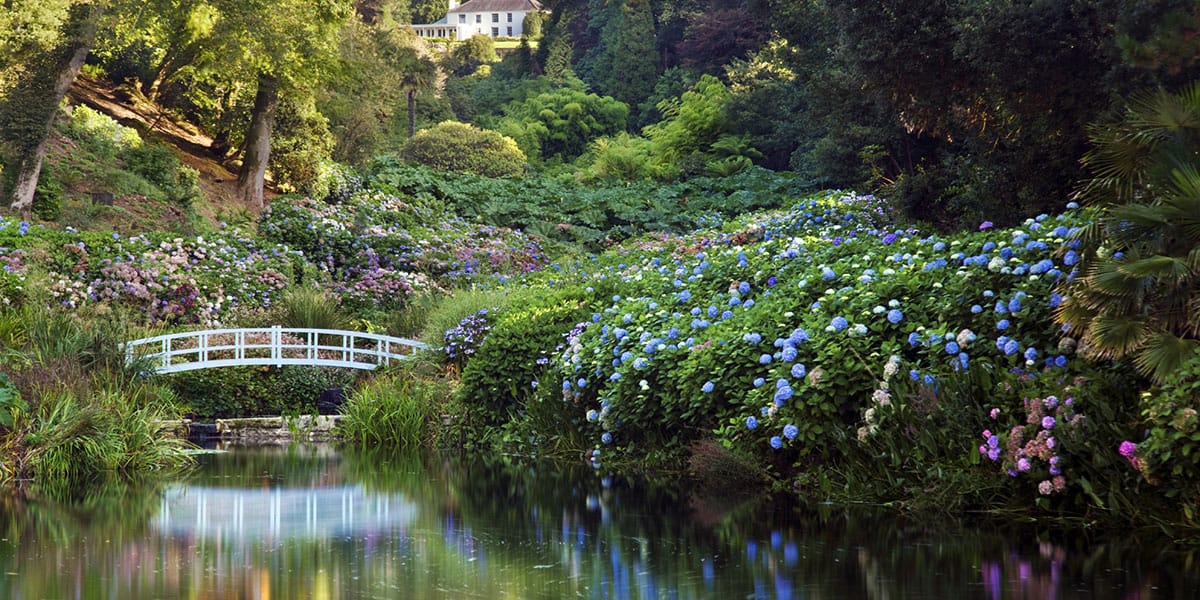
[{"x1": 979, "y1": 394, "x2": 1082, "y2": 495}]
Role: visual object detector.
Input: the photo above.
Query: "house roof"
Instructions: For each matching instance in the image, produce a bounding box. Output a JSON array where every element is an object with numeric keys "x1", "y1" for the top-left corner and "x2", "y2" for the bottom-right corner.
[{"x1": 449, "y1": 0, "x2": 543, "y2": 13}]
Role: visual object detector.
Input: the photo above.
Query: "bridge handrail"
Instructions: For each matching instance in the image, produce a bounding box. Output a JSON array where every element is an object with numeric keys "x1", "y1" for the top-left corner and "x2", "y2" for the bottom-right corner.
[{"x1": 122, "y1": 326, "x2": 430, "y2": 374}]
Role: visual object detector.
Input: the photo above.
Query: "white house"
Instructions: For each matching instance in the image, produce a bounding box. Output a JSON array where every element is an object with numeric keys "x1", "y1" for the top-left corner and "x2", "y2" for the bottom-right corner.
[{"x1": 412, "y1": 0, "x2": 545, "y2": 40}]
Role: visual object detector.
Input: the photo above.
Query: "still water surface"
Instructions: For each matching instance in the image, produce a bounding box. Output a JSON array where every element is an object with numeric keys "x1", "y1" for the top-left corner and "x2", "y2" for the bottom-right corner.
[{"x1": 0, "y1": 444, "x2": 1196, "y2": 599}]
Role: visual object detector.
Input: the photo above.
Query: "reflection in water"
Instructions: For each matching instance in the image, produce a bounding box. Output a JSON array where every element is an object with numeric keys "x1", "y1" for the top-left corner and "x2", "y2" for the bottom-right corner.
[
  {"x1": 0, "y1": 444, "x2": 1194, "y2": 599},
  {"x1": 155, "y1": 485, "x2": 417, "y2": 540}
]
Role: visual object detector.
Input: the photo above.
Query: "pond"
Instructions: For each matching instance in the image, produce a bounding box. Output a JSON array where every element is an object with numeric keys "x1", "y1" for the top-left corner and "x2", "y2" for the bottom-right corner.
[{"x1": 0, "y1": 444, "x2": 1196, "y2": 599}]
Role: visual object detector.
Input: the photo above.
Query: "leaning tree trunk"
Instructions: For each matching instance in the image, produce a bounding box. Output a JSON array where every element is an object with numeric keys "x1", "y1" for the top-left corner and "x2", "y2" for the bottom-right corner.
[
  {"x1": 2, "y1": 2, "x2": 104, "y2": 214},
  {"x1": 236, "y1": 73, "x2": 280, "y2": 209}
]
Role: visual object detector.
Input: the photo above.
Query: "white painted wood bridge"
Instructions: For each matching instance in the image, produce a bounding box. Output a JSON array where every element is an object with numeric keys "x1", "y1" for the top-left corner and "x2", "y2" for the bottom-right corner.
[{"x1": 122, "y1": 326, "x2": 429, "y2": 374}]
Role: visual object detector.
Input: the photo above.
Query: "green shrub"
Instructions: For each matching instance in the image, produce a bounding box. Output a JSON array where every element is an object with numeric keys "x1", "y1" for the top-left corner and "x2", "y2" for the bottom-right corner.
[
  {"x1": 1134, "y1": 354, "x2": 1200, "y2": 491},
  {"x1": 167, "y1": 367, "x2": 278, "y2": 419},
  {"x1": 458, "y1": 287, "x2": 595, "y2": 424},
  {"x1": 32, "y1": 167, "x2": 63, "y2": 221},
  {"x1": 120, "y1": 140, "x2": 179, "y2": 189},
  {"x1": 63, "y1": 104, "x2": 141, "y2": 159},
  {"x1": 399, "y1": 121, "x2": 526, "y2": 177}
]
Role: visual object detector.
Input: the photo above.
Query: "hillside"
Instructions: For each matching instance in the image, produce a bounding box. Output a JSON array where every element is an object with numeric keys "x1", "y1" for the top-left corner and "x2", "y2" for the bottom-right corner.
[{"x1": 37, "y1": 74, "x2": 275, "y2": 233}]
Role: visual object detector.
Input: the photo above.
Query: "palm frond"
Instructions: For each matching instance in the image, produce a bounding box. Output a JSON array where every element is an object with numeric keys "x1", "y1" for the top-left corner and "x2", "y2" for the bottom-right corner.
[
  {"x1": 1133, "y1": 332, "x2": 1200, "y2": 385},
  {"x1": 1116, "y1": 255, "x2": 1193, "y2": 281},
  {"x1": 1087, "y1": 316, "x2": 1149, "y2": 359}
]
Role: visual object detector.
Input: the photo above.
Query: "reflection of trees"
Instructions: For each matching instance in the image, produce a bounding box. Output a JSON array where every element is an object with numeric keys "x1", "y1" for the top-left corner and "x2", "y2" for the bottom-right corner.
[{"x1": 0, "y1": 446, "x2": 1195, "y2": 599}]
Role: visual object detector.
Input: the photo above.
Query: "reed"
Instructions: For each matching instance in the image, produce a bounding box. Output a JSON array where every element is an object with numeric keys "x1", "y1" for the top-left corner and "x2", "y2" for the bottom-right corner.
[{"x1": 338, "y1": 374, "x2": 450, "y2": 448}]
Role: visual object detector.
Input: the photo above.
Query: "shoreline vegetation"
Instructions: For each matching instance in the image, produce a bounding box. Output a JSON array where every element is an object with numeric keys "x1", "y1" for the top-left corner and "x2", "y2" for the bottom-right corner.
[
  {"x1": 0, "y1": 1, "x2": 1197, "y2": 540},
  {"x1": 0, "y1": 162, "x2": 1197, "y2": 535}
]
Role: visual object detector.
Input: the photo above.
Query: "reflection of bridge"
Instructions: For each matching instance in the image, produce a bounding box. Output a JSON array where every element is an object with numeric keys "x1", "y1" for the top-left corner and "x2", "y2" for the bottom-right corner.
[
  {"x1": 122, "y1": 326, "x2": 429, "y2": 374},
  {"x1": 154, "y1": 485, "x2": 418, "y2": 540}
]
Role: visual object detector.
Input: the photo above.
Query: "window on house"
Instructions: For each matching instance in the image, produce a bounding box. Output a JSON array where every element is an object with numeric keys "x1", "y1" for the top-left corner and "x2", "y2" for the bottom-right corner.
[
  {"x1": 506, "y1": 26, "x2": 512, "y2": 36},
  {"x1": 491, "y1": 27, "x2": 499, "y2": 36},
  {"x1": 492, "y1": 13, "x2": 499, "y2": 22},
  {"x1": 476, "y1": 14, "x2": 481, "y2": 23},
  {"x1": 459, "y1": 14, "x2": 466, "y2": 23},
  {"x1": 507, "y1": 13, "x2": 512, "y2": 22}
]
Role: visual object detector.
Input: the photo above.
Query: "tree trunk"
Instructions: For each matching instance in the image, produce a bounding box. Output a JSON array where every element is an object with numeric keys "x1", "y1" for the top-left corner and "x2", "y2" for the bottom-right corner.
[
  {"x1": 407, "y1": 89, "x2": 417, "y2": 139},
  {"x1": 2, "y1": 2, "x2": 103, "y2": 214},
  {"x1": 236, "y1": 73, "x2": 280, "y2": 209}
]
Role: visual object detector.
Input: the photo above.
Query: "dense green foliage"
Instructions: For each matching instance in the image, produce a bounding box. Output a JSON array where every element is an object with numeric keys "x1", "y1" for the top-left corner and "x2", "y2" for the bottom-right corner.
[
  {"x1": 362, "y1": 158, "x2": 803, "y2": 249},
  {"x1": 398, "y1": 121, "x2": 527, "y2": 177}
]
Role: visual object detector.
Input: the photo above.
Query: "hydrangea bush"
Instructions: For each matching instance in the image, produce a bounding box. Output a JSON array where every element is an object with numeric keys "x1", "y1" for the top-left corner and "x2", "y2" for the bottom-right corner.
[
  {"x1": 259, "y1": 191, "x2": 549, "y2": 305},
  {"x1": 451, "y1": 191, "x2": 1158, "y2": 508},
  {"x1": 0, "y1": 218, "x2": 299, "y2": 325}
]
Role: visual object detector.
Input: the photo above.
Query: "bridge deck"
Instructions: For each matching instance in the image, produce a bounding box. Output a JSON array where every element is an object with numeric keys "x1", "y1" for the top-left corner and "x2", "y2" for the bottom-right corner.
[{"x1": 123, "y1": 326, "x2": 429, "y2": 374}]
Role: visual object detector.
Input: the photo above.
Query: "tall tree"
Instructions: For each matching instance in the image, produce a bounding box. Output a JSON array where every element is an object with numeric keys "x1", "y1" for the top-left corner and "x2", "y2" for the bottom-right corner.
[
  {"x1": 582, "y1": 0, "x2": 659, "y2": 112},
  {"x1": 201, "y1": 0, "x2": 351, "y2": 207},
  {"x1": 1, "y1": 0, "x2": 104, "y2": 213}
]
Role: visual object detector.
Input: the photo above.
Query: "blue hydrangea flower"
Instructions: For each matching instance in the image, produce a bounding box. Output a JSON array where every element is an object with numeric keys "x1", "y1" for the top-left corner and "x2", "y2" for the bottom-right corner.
[
  {"x1": 1009, "y1": 297, "x2": 1022, "y2": 313},
  {"x1": 610, "y1": 372, "x2": 622, "y2": 381},
  {"x1": 738, "y1": 281, "x2": 750, "y2": 294},
  {"x1": 1041, "y1": 416, "x2": 1055, "y2": 430},
  {"x1": 773, "y1": 386, "x2": 794, "y2": 405},
  {"x1": 601, "y1": 432, "x2": 613, "y2": 444},
  {"x1": 996, "y1": 319, "x2": 1010, "y2": 330},
  {"x1": 1024, "y1": 347, "x2": 1038, "y2": 362},
  {"x1": 753, "y1": 377, "x2": 765, "y2": 388},
  {"x1": 821, "y1": 267, "x2": 836, "y2": 280},
  {"x1": 908, "y1": 332, "x2": 921, "y2": 347},
  {"x1": 788, "y1": 328, "x2": 810, "y2": 345},
  {"x1": 770, "y1": 436, "x2": 783, "y2": 450},
  {"x1": 759, "y1": 353, "x2": 773, "y2": 365},
  {"x1": 743, "y1": 332, "x2": 762, "y2": 344},
  {"x1": 633, "y1": 357, "x2": 649, "y2": 369},
  {"x1": 831, "y1": 316, "x2": 849, "y2": 331},
  {"x1": 781, "y1": 346, "x2": 798, "y2": 363},
  {"x1": 791, "y1": 363, "x2": 806, "y2": 378},
  {"x1": 1003, "y1": 340, "x2": 1020, "y2": 355},
  {"x1": 910, "y1": 369, "x2": 920, "y2": 381},
  {"x1": 886, "y1": 309, "x2": 903, "y2": 324},
  {"x1": 746, "y1": 416, "x2": 758, "y2": 430},
  {"x1": 1054, "y1": 354, "x2": 1068, "y2": 368},
  {"x1": 783, "y1": 424, "x2": 799, "y2": 440},
  {"x1": 702, "y1": 381, "x2": 715, "y2": 393},
  {"x1": 577, "y1": 378, "x2": 587, "y2": 388},
  {"x1": 945, "y1": 341, "x2": 960, "y2": 354}
]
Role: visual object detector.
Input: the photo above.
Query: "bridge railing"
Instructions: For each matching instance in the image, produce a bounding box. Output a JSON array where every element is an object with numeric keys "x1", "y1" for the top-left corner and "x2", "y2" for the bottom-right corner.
[{"x1": 122, "y1": 326, "x2": 429, "y2": 374}]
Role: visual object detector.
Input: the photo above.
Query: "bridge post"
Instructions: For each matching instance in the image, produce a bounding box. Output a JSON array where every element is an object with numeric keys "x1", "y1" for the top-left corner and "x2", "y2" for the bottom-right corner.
[{"x1": 271, "y1": 325, "x2": 282, "y2": 367}]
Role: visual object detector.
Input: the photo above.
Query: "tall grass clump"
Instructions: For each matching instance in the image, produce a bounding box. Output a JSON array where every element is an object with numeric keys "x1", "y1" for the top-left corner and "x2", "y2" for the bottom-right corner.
[
  {"x1": 338, "y1": 368, "x2": 452, "y2": 447},
  {"x1": 419, "y1": 288, "x2": 516, "y2": 342},
  {"x1": 278, "y1": 286, "x2": 350, "y2": 330},
  {"x1": 18, "y1": 385, "x2": 192, "y2": 496}
]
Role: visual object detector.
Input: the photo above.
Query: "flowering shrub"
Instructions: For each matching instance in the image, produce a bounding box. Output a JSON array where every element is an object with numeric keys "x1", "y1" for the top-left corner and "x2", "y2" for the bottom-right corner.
[
  {"x1": 443, "y1": 309, "x2": 492, "y2": 369},
  {"x1": 259, "y1": 191, "x2": 548, "y2": 299},
  {"x1": 1128, "y1": 354, "x2": 1200, "y2": 486},
  {"x1": 978, "y1": 393, "x2": 1084, "y2": 496},
  {"x1": 511, "y1": 192, "x2": 1098, "y2": 462},
  {"x1": 0, "y1": 222, "x2": 299, "y2": 325}
]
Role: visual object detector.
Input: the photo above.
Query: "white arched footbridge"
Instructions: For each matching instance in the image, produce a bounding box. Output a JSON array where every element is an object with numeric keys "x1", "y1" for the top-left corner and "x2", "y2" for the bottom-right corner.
[{"x1": 123, "y1": 326, "x2": 429, "y2": 374}]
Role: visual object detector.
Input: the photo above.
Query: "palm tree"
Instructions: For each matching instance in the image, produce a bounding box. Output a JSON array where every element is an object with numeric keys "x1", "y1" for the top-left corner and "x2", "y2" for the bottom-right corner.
[
  {"x1": 397, "y1": 50, "x2": 437, "y2": 139},
  {"x1": 1059, "y1": 83, "x2": 1200, "y2": 383}
]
